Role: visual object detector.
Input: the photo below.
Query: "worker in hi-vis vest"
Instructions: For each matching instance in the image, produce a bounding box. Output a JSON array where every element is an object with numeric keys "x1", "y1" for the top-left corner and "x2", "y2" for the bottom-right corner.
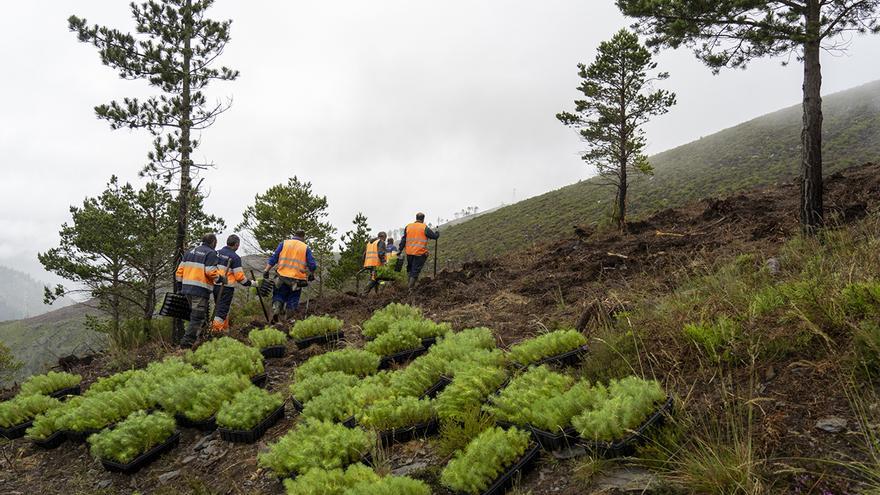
[
  {"x1": 211, "y1": 234, "x2": 252, "y2": 334},
  {"x1": 175, "y1": 233, "x2": 226, "y2": 349},
  {"x1": 362, "y1": 231, "x2": 387, "y2": 295},
  {"x1": 263, "y1": 229, "x2": 318, "y2": 322},
  {"x1": 399, "y1": 212, "x2": 439, "y2": 289}
]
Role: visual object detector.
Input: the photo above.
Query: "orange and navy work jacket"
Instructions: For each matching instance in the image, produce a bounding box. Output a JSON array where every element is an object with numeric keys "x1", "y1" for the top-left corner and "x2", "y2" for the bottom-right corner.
[
  {"x1": 267, "y1": 238, "x2": 317, "y2": 281},
  {"x1": 175, "y1": 244, "x2": 221, "y2": 298},
  {"x1": 403, "y1": 222, "x2": 430, "y2": 256},
  {"x1": 216, "y1": 246, "x2": 247, "y2": 287},
  {"x1": 363, "y1": 239, "x2": 386, "y2": 268}
]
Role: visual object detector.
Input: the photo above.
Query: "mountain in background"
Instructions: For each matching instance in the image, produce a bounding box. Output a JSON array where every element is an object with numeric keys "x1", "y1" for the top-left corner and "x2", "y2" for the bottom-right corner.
[
  {"x1": 0, "y1": 265, "x2": 72, "y2": 321},
  {"x1": 439, "y1": 80, "x2": 880, "y2": 264}
]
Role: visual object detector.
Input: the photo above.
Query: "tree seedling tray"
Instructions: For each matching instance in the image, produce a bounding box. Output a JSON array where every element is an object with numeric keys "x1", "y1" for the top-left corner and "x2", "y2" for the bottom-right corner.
[
  {"x1": 251, "y1": 373, "x2": 268, "y2": 388},
  {"x1": 529, "y1": 425, "x2": 580, "y2": 452},
  {"x1": 293, "y1": 330, "x2": 345, "y2": 349},
  {"x1": 378, "y1": 346, "x2": 427, "y2": 369},
  {"x1": 421, "y1": 375, "x2": 452, "y2": 399},
  {"x1": 513, "y1": 345, "x2": 590, "y2": 370},
  {"x1": 421, "y1": 337, "x2": 438, "y2": 348},
  {"x1": 378, "y1": 418, "x2": 439, "y2": 447},
  {"x1": 1, "y1": 420, "x2": 32, "y2": 440},
  {"x1": 342, "y1": 416, "x2": 358, "y2": 429},
  {"x1": 65, "y1": 427, "x2": 104, "y2": 443},
  {"x1": 579, "y1": 397, "x2": 674, "y2": 458},
  {"x1": 100, "y1": 431, "x2": 181, "y2": 474},
  {"x1": 260, "y1": 345, "x2": 286, "y2": 359},
  {"x1": 457, "y1": 443, "x2": 541, "y2": 495},
  {"x1": 49, "y1": 384, "x2": 82, "y2": 400},
  {"x1": 219, "y1": 404, "x2": 285, "y2": 444},
  {"x1": 290, "y1": 396, "x2": 305, "y2": 412},
  {"x1": 32, "y1": 430, "x2": 67, "y2": 449},
  {"x1": 175, "y1": 413, "x2": 218, "y2": 432}
]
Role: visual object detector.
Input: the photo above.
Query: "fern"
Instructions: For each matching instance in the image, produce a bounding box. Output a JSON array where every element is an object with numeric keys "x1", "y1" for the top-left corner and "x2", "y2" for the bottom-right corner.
[
  {"x1": 356, "y1": 396, "x2": 434, "y2": 431},
  {"x1": 155, "y1": 372, "x2": 252, "y2": 421},
  {"x1": 295, "y1": 349, "x2": 380, "y2": 381},
  {"x1": 88, "y1": 410, "x2": 176, "y2": 464},
  {"x1": 217, "y1": 386, "x2": 284, "y2": 431},
  {"x1": 439, "y1": 426, "x2": 531, "y2": 494},
  {"x1": 19, "y1": 371, "x2": 82, "y2": 397},
  {"x1": 483, "y1": 365, "x2": 573, "y2": 427},
  {"x1": 362, "y1": 303, "x2": 423, "y2": 339},
  {"x1": 249, "y1": 327, "x2": 288, "y2": 349},
  {"x1": 0, "y1": 394, "x2": 61, "y2": 428},
  {"x1": 258, "y1": 419, "x2": 374, "y2": 477},
  {"x1": 291, "y1": 315, "x2": 344, "y2": 340},
  {"x1": 290, "y1": 371, "x2": 361, "y2": 404},
  {"x1": 508, "y1": 329, "x2": 587, "y2": 366},
  {"x1": 364, "y1": 326, "x2": 421, "y2": 357},
  {"x1": 434, "y1": 364, "x2": 507, "y2": 421}
]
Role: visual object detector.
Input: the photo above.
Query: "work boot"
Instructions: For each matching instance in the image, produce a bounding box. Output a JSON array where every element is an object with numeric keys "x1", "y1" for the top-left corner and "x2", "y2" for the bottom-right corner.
[{"x1": 407, "y1": 277, "x2": 417, "y2": 290}]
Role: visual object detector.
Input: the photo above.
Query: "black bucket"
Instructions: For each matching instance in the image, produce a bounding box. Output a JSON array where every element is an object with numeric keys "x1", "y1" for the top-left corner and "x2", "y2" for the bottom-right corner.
[
  {"x1": 158, "y1": 293, "x2": 191, "y2": 320},
  {"x1": 258, "y1": 279, "x2": 275, "y2": 298}
]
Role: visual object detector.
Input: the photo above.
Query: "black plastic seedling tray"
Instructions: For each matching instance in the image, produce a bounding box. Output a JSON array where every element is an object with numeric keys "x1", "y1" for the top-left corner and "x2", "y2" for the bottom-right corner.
[
  {"x1": 529, "y1": 425, "x2": 580, "y2": 451},
  {"x1": 33, "y1": 430, "x2": 66, "y2": 449},
  {"x1": 342, "y1": 416, "x2": 358, "y2": 428},
  {"x1": 65, "y1": 427, "x2": 103, "y2": 443},
  {"x1": 219, "y1": 404, "x2": 285, "y2": 444},
  {"x1": 421, "y1": 337, "x2": 438, "y2": 348},
  {"x1": 175, "y1": 413, "x2": 218, "y2": 432},
  {"x1": 378, "y1": 346, "x2": 427, "y2": 369},
  {"x1": 1, "y1": 420, "x2": 32, "y2": 440},
  {"x1": 580, "y1": 397, "x2": 674, "y2": 458},
  {"x1": 251, "y1": 373, "x2": 268, "y2": 388},
  {"x1": 293, "y1": 330, "x2": 345, "y2": 349},
  {"x1": 290, "y1": 396, "x2": 304, "y2": 412},
  {"x1": 260, "y1": 345, "x2": 286, "y2": 359},
  {"x1": 421, "y1": 375, "x2": 452, "y2": 399},
  {"x1": 378, "y1": 419, "x2": 439, "y2": 447},
  {"x1": 456, "y1": 443, "x2": 541, "y2": 495},
  {"x1": 100, "y1": 431, "x2": 181, "y2": 474},
  {"x1": 513, "y1": 345, "x2": 590, "y2": 370},
  {"x1": 49, "y1": 384, "x2": 82, "y2": 400}
]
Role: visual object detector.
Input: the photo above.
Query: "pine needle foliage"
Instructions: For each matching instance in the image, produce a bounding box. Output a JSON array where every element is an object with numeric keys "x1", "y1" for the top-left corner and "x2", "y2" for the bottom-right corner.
[
  {"x1": 295, "y1": 349, "x2": 380, "y2": 381},
  {"x1": 258, "y1": 419, "x2": 374, "y2": 477},
  {"x1": 302, "y1": 383, "x2": 359, "y2": 423},
  {"x1": 217, "y1": 386, "x2": 283, "y2": 431},
  {"x1": 356, "y1": 396, "x2": 434, "y2": 431},
  {"x1": 362, "y1": 303, "x2": 423, "y2": 339},
  {"x1": 19, "y1": 371, "x2": 82, "y2": 397},
  {"x1": 187, "y1": 337, "x2": 265, "y2": 378},
  {"x1": 290, "y1": 371, "x2": 361, "y2": 404},
  {"x1": 61, "y1": 387, "x2": 153, "y2": 432},
  {"x1": 508, "y1": 329, "x2": 587, "y2": 366},
  {"x1": 291, "y1": 315, "x2": 344, "y2": 340},
  {"x1": 571, "y1": 376, "x2": 666, "y2": 442},
  {"x1": 155, "y1": 372, "x2": 251, "y2": 421},
  {"x1": 389, "y1": 318, "x2": 451, "y2": 340},
  {"x1": 435, "y1": 365, "x2": 508, "y2": 422},
  {"x1": 88, "y1": 411, "x2": 176, "y2": 464},
  {"x1": 282, "y1": 463, "x2": 430, "y2": 495},
  {"x1": 483, "y1": 366, "x2": 574, "y2": 428},
  {"x1": 375, "y1": 256, "x2": 406, "y2": 283},
  {"x1": 0, "y1": 394, "x2": 62, "y2": 428},
  {"x1": 364, "y1": 326, "x2": 421, "y2": 357},
  {"x1": 85, "y1": 369, "x2": 138, "y2": 396},
  {"x1": 440, "y1": 426, "x2": 532, "y2": 494},
  {"x1": 27, "y1": 396, "x2": 83, "y2": 440},
  {"x1": 248, "y1": 327, "x2": 288, "y2": 349}
]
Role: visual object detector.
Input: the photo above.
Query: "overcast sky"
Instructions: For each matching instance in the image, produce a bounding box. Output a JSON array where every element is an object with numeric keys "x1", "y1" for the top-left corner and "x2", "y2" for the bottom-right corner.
[{"x1": 2, "y1": 1, "x2": 880, "y2": 283}]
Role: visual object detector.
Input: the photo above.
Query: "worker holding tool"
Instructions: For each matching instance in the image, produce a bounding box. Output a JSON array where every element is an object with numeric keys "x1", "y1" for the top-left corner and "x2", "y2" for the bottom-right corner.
[
  {"x1": 175, "y1": 233, "x2": 226, "y2": 349},
  {"x1": 399, "y1": 213, "x2": 439, "y2": 290},
  {"x1": 263, "y1": 229, "x2": 317, "y2": 323},
  {"x1": 211, "y1": 234, "x2": 252, "y2": 334},
  {"x1": 362, "y1": 231, "x2": 388, "y2": 296}
]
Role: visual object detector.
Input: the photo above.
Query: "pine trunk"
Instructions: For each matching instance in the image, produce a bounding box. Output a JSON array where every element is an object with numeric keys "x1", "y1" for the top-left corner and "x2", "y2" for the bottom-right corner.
[
  {"x1": 172, "y1": 0, "x2": 194, "y2": 344},
  {"x1": 800, "y1": 0, "x2": 824, "y2": 234}
]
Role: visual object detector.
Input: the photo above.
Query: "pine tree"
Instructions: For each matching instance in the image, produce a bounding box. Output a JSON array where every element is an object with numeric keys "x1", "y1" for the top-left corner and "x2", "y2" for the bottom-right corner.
[
  {"x1": 557, "y1": 29, "x2": 675, "y2": 230},
  {"x1": 68, "y1": 0, "x2": 238, "y2": 295},
  {"x1": 329, "y1": 213, "x2": 373, "y2": 289},
  {"x1": 614, "y1": 0, "x2": 880, "y2": 233}
]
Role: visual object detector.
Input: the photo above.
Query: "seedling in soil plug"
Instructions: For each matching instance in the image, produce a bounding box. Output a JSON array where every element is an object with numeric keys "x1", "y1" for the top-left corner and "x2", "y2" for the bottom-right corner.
[
  {"x1": 509, "y1": 329, "x2": 587, "y2": 367},
  {"x1": 18, "y1": 371, "x2": 82, "y2": 398},
  {"x1": 257, "y1": 419, "x2": 374, "y2": 477},
  {"x1": 290, "y1": 315, "x2": 344, "y2": 340}
]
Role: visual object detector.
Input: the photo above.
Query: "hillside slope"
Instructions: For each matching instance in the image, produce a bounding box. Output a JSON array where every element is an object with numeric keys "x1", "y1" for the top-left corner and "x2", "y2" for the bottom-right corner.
[
  {"x1": 439, "y1": 80, "x2": 880, "y2": 265},
  {"x1": 3, "y1": 163, "x2": 879, "y2": 495},
  {"x1": 0, "y1": 265, "x2": 71, "y2": 321}
]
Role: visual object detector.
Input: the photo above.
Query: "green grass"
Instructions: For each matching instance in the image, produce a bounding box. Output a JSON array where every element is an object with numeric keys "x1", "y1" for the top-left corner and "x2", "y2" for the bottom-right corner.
[{"x1": 439, "y1": 80, "x2": 880, "y2": 265}]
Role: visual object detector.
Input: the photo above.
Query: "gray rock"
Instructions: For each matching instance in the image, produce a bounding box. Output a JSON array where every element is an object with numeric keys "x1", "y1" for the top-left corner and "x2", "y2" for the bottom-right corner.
[
  {"x1": 391, "y1": 461, "x2": 429, "y2": 476},
  {"x1": 766, "y1": 258, "x2": 781, "y2": 275},
  {"x1": 593, "y1": 467, "x2": 658, "y2": 492},
  {"x1": 158, "y1": 470, "x2": 181, "y2": 484},
  {"x1": 816, "y1": 417, "x2": 847, "y2": 433},
  {"x1": 193, "y1": 433, "x2": 216, "y2": 451},
  {"x1": 96, "y1": 480, "x2": 112, "y2": 490},
  {"x1": 182, "y1": 455, "x2": 197, "y2": 464}
]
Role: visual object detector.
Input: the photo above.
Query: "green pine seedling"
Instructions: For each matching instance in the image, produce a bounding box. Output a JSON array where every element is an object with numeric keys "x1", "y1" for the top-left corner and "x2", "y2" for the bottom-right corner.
[
  {"x1": 19, "y1": 371, "x2": 82, "y2": 397},
  {"x1": 290, "y1": 315, "x2": 344, "y2": 340},
  {"x1": 508, "y1": 329, "x2": 587, "y2": 366},
  {"x1": 217, "y1": 386, "x2": 284, "y2": 431},
  {"x1": 88, "y1": 410, "x2": 176, "y2": 464},
  {"x1": 258, "y1": 419, "x2": 374, "y2": 477},
  {"x1": 440, "y1": 426, "x2": 532, "y2": 494},
  {"x1": 0, "y1": 394, "x2": 62, "y2": 428}
]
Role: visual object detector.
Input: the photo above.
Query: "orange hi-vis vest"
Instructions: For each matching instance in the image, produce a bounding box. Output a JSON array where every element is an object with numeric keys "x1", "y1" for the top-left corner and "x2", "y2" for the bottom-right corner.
[
  {"x1": 276, "y1": 239, "x2": 309, "y2": 280},
  {"x1": 364, "y1": 240, "x2": 382, "y2": 268},
  {"x1": 405, "y1": 223, "x2": 429, "y2": 256}
]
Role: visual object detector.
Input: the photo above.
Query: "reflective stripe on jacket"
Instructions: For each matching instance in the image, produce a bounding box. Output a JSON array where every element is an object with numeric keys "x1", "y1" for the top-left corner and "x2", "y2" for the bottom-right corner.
[
  {"x1": 404, "y1": 223, "x2": 429, "y2": 256},
  {"x1": 364, "y1": 240, "x2": 381, "y2": 268},
  {"x1": 276, "y1": 239, "x2": 309, "y2": 280},
  {"x1": 175, "y1": 244, "x2": 221, "y2": 297},
  {"x1": 216, "y1": 246, "x2": 246, "y2": 287}
]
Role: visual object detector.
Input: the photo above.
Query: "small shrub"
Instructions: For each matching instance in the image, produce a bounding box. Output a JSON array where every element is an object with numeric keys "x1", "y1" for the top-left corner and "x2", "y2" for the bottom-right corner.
[
  {"x1": 19, "y1": 371, "x2": 82, "y2": 397},
  {"x1": 483, "y1": 366, "x2": 573, "y2": 428},
  {"x1": 508, "y1": 329, "x2": 587, "y2": 366},
  {"x1": 440, "y1": 426, "x2": 532, "y2": 494},
  {"x1": 217, "y1": 386, "x2": 284, "y2": 431},
  {"x1": 248, "y1": 327, "x2": 288, "y2": 349},
  {"x1": 362, "y1": 303, "x2": 423, "y2": 339},
  {"x1": 291, "y1": 315, "x2": 344, "y2": 340},
  {"x1": 364, "y1": 327, "x2": 421, "y2": 357},
  {"x1": 435, "y1": 365, "x2": 507, "y2": 421},
  {"x1": 290, "y1": 371, "x2": 361, "y2": 404},
  {"x1": 683, "y1": 316, "x2": 740, "y2": 362},
  {"x1": 88, "y1": 410, "x2": 176, "y2": 464},
  {"x1": 295, "y1": 349, "x2": 380, "y2": 381},
  {"x1": 0, "y1": 394, "x2": 61, "y2": 428},
  {"x1": 841, "y1": 282, "x2": 880, "y2": 319},
  {"x1": 258, "y1": 419, "x2": 374, "y2": 477},
  {"x1": 357, "y1": 396, "x2": 434, "y2": 431},
  {"x1": 855, "y1": 320, "x2": 880, "y2": 376}
]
